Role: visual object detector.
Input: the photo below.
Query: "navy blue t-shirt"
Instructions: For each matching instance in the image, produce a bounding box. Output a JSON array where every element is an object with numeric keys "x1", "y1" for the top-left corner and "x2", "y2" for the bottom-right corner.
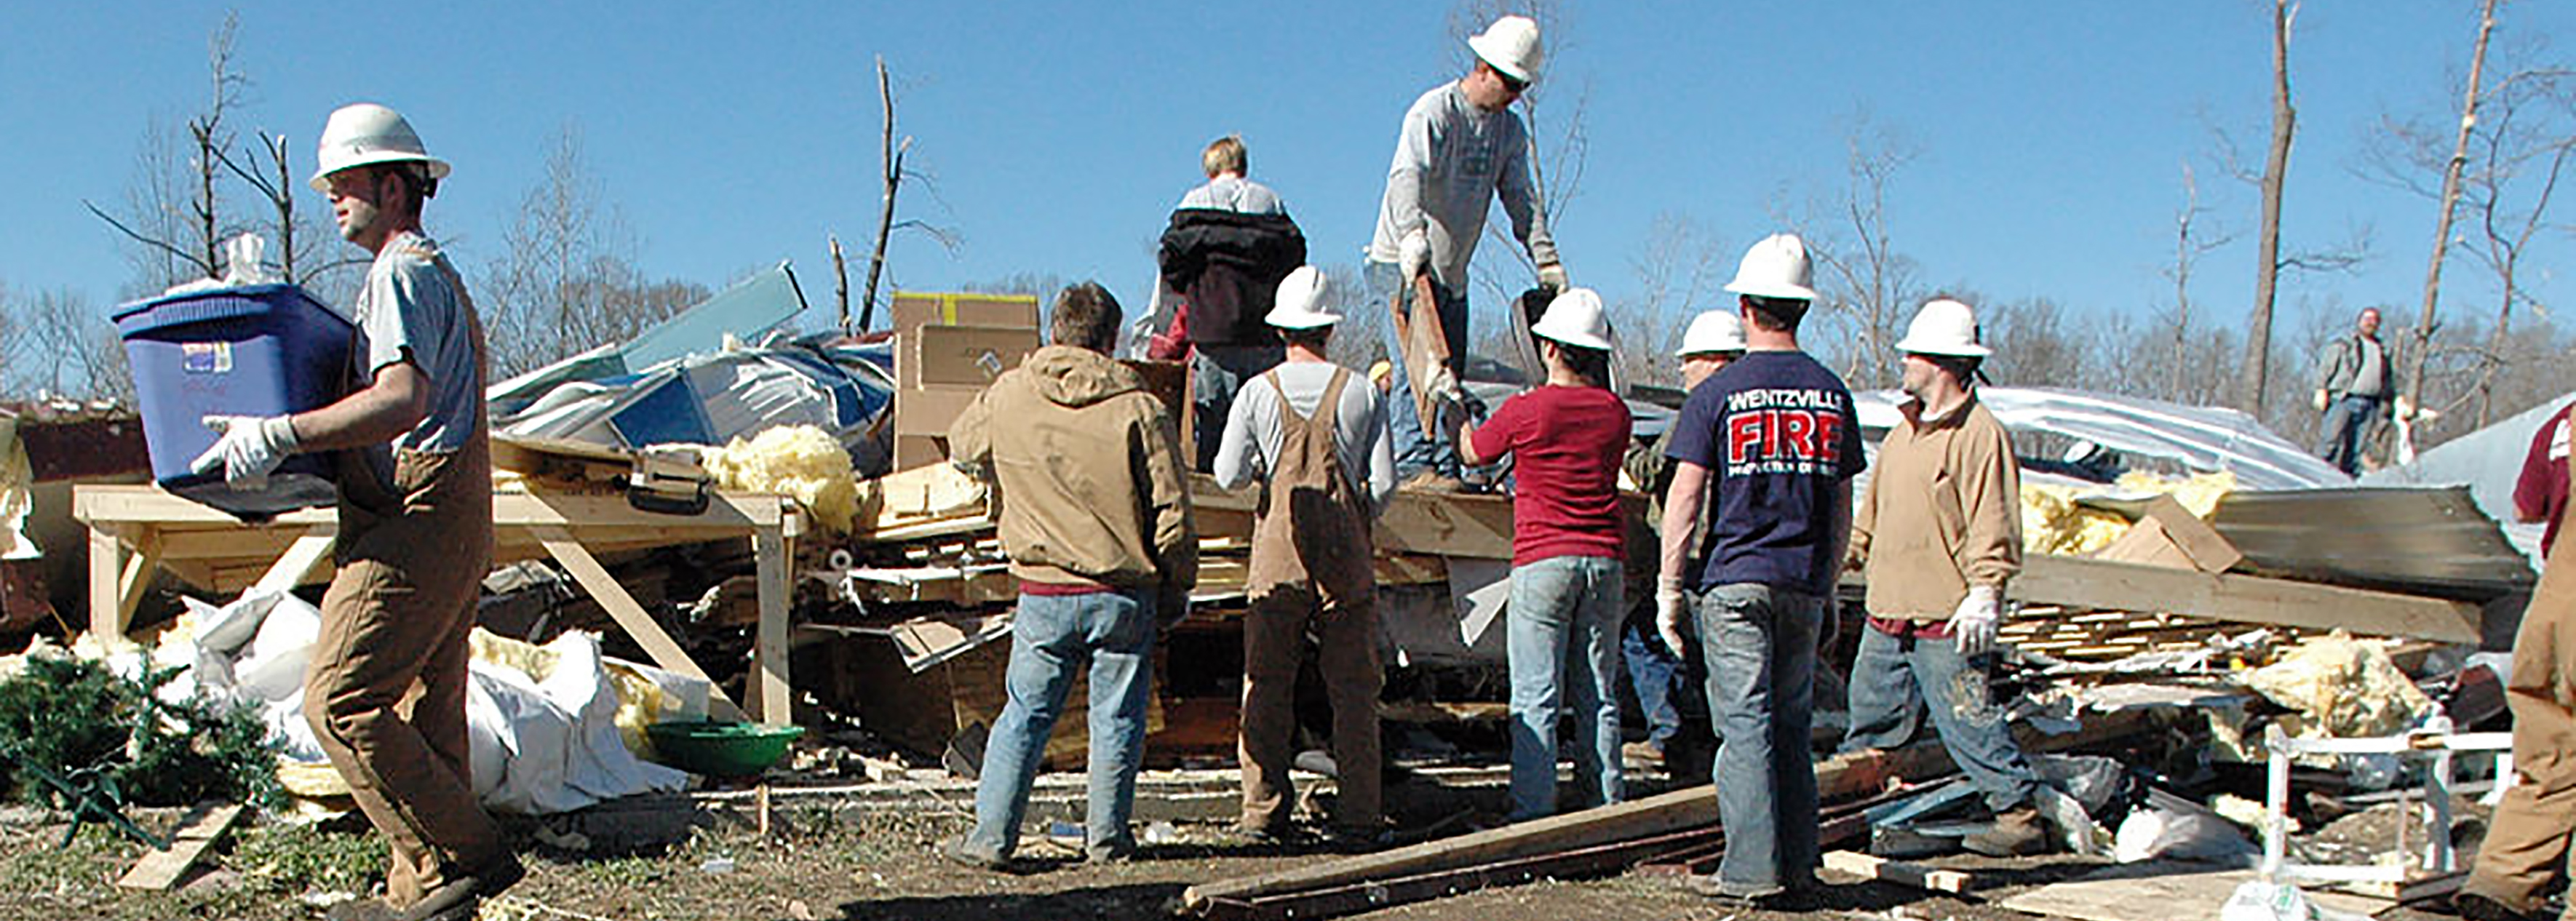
[{"x1": 1663, "y1": 350, "x2": 1865, "y2": 594}]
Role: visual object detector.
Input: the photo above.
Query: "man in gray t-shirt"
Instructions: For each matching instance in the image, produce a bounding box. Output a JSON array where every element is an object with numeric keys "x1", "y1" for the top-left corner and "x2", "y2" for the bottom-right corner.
[
  {"x1": 1366, "y1": 15, "x2": 1568, "y2": 486},
  {"x1": 2312, "y1": 306, "x2": 2398, "y2": 476},
  {"x1": 191, "y1": 102, "x2": 516, "y2": 921}
]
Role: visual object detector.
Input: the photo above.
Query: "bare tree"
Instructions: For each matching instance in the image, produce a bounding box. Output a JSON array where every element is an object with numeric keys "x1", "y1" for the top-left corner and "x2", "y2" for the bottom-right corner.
[
  {"x1": 1605, "y1": 213, "x2": 1729, "y2": 388},
  {"x1": 2401, "y1": 0, "x2": 2500, "y2": 428},
  {"x1": 1807, "y1": 112, "x2": 1925, "y2": 390},
  {"x1": 87, "y1": 15, "x2": 250, "y2": 292},
  {"x1": 23, "y1": 288, "x2": 130, "y2": 403},
  {"x1": 2161, "y1": 162, "x2": 2235, "y2": 401},
  {"x1": 2457, "y1": 67, "x2": 2576, "y2": 426},
  {"x1": 2241, "y1": 0, "x2": 2298, "y2": 415},
  {"x1": 482, "y1": 126, "x2": 708, "y2": 376},
  {"x1": 855, "y1": 57, "x2": 959, "y2": 332}
]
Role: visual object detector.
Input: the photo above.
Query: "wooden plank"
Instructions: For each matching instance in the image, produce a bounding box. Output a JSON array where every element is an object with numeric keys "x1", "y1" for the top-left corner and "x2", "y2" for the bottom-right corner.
[
  {"x1": 1997, "y1": 865, "x2": 2385, "y2": 921},
  {"x1": 116, "y1": 803, "x2": 243, "y2": 890},
  {"x1": 1822, "y1": 850, "x2": 1971, "y2": 893},
  {"x1": 534, "y1": 527, "x2": 745, "y2": 722},
  {"x1": 248, "y1": 529, "x2": 336, "y2": 595},
  {"x1": 2140, "y1": 494, "x2": 2244, "y2": 573},
  {"x1": 752, "y1": 527, "x2": 792, "y2": 726},
  {"x1": 76, "y1": 485, "x2": 782, "y2": 531},
  {"x1": 2017, "y1": 554, "x2": 2481, "y2": 644},
  {"x1": 1224, "y1": 825, "x2": 1728, "y2": 920},
  {"x1": 88, "y1": 525, "x2": 127, "y2": 646}
]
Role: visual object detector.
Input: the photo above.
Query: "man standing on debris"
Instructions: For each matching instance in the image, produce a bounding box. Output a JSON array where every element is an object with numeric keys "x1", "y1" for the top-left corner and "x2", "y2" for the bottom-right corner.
[
  {"x1": 945, "y1": 282, "x2": 1198, "y2": 868},
  {"x1": 1618, "y1": 310, "x2": 1744, "y2": 773},
  {"x1": 1655, "y1": 234, "x2": 1861, "y2": 904},
  {"x1": 1149, "y1": 136, "x2": 1307, "y2": 469},
  {"x1": 1367, "y1": 14, "x2": 1567, "y2": 487},
  {"x1": 1839, "y1": 298, "x2": 2058, "y2": 857},
  {"x1": 191, "y1": 103, "x2": 517, "y2": 921},
  {"x1": 1444, "y1": 289, "x2": 1632, "y2": 821},
  {"x1": 1212, "y1": 266, "x2": 1396, "y2": 844},
  {"x1": 2312, "y1": 306, "x2": 2398, "y2": 477}
]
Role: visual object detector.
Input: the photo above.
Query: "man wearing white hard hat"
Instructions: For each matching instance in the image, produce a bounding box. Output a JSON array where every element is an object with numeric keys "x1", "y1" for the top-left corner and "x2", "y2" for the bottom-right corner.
[
  {"x1": 1615, "y1": 308, "x2": 1747, "y2": 773},
  {"x1": 1839, "y1": 298, "x2": 2056, "y2": 856},
  {"x1": 1366, "y1": 14, "x2": 1567, "y2": 487},
  {"x1": 192, "y1": 102, "x2": 514, "y2": 920},
  {"x1": 1658, "y1": 233, "x2": 1861, "y2": 904},
  {"x1": 1449, "y1": 288, "x2": 1633, "y2": 820},
  {"x1": 1212, "y1": 266, "x2": 1396, "y2": 845}
]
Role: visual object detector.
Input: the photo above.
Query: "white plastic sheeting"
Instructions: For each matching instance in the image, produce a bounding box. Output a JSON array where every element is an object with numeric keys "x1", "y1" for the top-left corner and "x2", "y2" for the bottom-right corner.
[
  {"x1": 183, "y1": 589, "x2": 693, "y2": 815},
  {"x1": 1853, "y1": 386, "x2": 2350, "y2": 492}
]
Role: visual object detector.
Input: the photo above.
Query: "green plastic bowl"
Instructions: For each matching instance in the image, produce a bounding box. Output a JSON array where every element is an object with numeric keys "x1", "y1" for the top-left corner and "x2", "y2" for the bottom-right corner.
[{"x1": 645, "y1": 720, "x2": 806, "y2": 777}]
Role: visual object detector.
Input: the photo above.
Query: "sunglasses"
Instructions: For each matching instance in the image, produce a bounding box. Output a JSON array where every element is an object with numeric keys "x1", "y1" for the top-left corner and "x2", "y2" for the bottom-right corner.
[{"x1": 1497, "y1": 71, "x2": 1531, "y2": 94}]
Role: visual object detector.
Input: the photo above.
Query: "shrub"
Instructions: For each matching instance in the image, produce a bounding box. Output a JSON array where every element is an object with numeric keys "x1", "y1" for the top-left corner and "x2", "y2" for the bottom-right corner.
[{"x1": 0, "y1": 654, "x2": 280, "y2": 809}]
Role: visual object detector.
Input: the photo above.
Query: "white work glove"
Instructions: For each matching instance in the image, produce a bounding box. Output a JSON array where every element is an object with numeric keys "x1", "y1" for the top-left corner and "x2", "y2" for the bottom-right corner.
[
  {"x1": 2311, "y1": 389, "x2": 2330, "y2": 413},
  {"x1": 1399, "y1": 229, "x2": 1430, "y2": 282},
  {"x1": 1423, "y1": 364, "x2": 1465, "y2": 406},
  {"x1": 188, "y1": 414, "x2": 300, "y2": 489},
  {"x1": 1951, "y1": 585, "x2": 2002, "y2": 658},
  {"x1": 1655, "y1": 575, "x2": 1690, "y2": 658},
  {"x1": 1537, "y1": 261, "x2": 1569, "y2": 292}
]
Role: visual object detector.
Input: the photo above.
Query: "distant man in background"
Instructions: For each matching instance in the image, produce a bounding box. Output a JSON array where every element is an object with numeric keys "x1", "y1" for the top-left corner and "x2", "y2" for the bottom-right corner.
[
  {"x1": 2313, "y1": 306, "x2": 2397, "y2": 476},
  {"x1": 1840, "y1": 298, "x2": 2056, "y2": 857},
  {"x1": 194, "y1": 102, "x2": 517, "y2": 921},
  {"x1": 947, "y1": 282, "x2": 1197, "y2": 869},
  {"x1": 1212, "y1": 266, "x2": 1396, "y2": 845},
  {"x1": 1657, "y1": 234, "x2": 1861, "y2": 906},
  {"x1": 1149, "y1": 135, "x2": 1305, "y2": 469},
  {"x1": 1617, "y1": 309, "x2": 1744, "y2": 774},
  {"x1": 1366, "y1": 15, "x2": 1567, "y2": 487},
  {"x1": 2516, "y1": 400, "x2": 2573, "y2": 557}
]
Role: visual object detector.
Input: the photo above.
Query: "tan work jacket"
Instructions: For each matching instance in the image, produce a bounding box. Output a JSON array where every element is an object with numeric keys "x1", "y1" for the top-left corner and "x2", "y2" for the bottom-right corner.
[{"x1": 1850, "y1": 393, "x2": 2022, "y2": 621}]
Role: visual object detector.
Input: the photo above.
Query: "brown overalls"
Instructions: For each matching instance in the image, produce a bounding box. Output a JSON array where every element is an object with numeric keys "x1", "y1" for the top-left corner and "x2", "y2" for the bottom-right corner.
[
  {"x1": 303, "y1": 245, "x2": 503, "y2": 909},
  {"x1": 1238, "y1": 367, "x2": 1384, "y2": 832},
  {"x1": 2465, "y1": 533, "x2": 2576, "y2": 918}
]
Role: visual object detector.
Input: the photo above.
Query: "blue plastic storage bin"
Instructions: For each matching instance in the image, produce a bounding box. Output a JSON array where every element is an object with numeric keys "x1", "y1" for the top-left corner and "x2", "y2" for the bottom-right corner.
[{"x1": 115, "y1": 284, "x2": 354, "y2": 516}]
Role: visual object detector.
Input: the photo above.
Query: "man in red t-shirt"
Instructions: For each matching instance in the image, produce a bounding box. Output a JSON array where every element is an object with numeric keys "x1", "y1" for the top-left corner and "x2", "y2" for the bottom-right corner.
[
  {"x1": 1444, "y1": 288, "x2": 1634, "y2": 821},
  {"x1": 2516, "y1": 402, "x2": 2573, "y2": 556}
]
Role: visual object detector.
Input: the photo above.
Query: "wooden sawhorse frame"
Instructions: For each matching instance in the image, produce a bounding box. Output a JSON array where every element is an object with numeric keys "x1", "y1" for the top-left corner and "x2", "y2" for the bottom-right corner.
[{"x1": 72, "y1": 485, "x2": 800, "y2": 726}]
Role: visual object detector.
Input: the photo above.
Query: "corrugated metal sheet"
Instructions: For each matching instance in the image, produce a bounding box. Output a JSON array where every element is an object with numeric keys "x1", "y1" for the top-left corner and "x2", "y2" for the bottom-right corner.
[{"x1": 2209, "y1": 486, "x2": 2535, "y2": 600}]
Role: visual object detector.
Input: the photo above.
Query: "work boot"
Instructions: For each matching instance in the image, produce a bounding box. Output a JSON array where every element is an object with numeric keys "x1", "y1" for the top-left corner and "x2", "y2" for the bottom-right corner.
[
  {"x1": 1399, "y1": 470, "x2": 1467, "y2": 493},
  {"x1": 1621, "y1": 740, "x2": 1666, "y2": 769},
  {"x1": 399, "y1": 852, "x2": 523, "y2": 921},
  {"x1": 1962, "y1": 804, "x2": 2053, "y2": 857},
  {"x1": 2453, "y1": 888, "x2": 2542, "y2": 921},
  {"x1": 942, "y1": 834, "x2": 1011, "y2": 872}
]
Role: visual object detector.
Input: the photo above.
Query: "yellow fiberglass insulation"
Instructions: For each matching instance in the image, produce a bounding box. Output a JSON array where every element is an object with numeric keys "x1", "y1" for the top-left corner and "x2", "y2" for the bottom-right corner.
[
  {"x1": 696, "y1": 425, "x2": 862, "y2": 533},
  {"x1": 2019, "y1": 469, "x2": 2238, "y2": 557}
]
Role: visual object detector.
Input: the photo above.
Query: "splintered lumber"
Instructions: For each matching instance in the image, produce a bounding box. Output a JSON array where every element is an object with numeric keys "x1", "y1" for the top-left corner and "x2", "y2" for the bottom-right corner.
[
  {"x1": 1180, "y1": 708, "x2": 2162, "y2": 916},
  {"x1": 2016, "y1": 554, "x2": 2482, "y2": 644},
  {"x1": 116, "y1": 803, "x2": 242, "y2": 890},
  {"x1": 1206, "y1": 825, "x2": 1728, "y2": 920},
  {"x1": 1823, "y1": 850, "x2": 1971, "y2": 893}
]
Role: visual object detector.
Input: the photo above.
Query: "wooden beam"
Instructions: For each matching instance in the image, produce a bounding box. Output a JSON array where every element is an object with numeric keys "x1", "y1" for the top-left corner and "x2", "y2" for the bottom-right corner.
[
  {"x1": 88, "y1": 525, "x2": 126, "y2": 646},
  {"x1": 75, "y1": 485, "x2": 784, "y2": 530},
  {"x1": 1822, "y1": 850, "x2": 1971, "y2": 893},
  {"x1": 534, "y1": 526, "x2": 744, "y2": 722},
  {"x1": 752, "y1": 527, "x2": 792, "y2": 726},
  {"x1": 116, "y1": 803, "x2": 242, "y2": 890},
  {"x1": 2017, "y1": 554, "x2": 2481, "y2": 644},
  {"x1": 248, "y1": 528, "x2": 336, "y2": 595}
]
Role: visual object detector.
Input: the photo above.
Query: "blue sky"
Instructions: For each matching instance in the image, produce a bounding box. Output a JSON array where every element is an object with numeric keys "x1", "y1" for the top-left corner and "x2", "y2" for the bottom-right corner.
[{"x1": 5, "y1": 1, "x2": 2569, "y2": 347}]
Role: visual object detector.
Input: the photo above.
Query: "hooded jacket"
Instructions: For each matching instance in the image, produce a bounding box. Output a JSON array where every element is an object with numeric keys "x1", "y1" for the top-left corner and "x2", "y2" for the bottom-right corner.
[
  {"x1": 1158, "y1": 210, "x2": 1305, "y2": 347},
  {"x1": 950, "y1": 344, "x2": 1198, "y2": 597}
]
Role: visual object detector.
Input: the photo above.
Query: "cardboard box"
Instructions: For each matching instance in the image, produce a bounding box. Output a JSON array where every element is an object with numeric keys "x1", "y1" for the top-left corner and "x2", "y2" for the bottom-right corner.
[
  {"x1": 891, "y1": 434, "x2": 949, "y2": 471},
  {"x1": 901, "y1": 324, "x2": 1041, "y2": 390},
  {"x1": 893, "y1": 386, "x2": 984, "y2": 436},
  {"x1": 889, "y1": 292, "x2": 1039, "y2": 335}
]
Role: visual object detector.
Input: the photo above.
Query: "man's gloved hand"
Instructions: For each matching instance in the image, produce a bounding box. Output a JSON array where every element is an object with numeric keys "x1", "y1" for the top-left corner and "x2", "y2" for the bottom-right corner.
[
  {"x1": 2312, "y1": 389, "x2": 2331, "y2": 413},
  {"x1": 1536, "y1": 261, "x2": 1569, "y2": 293},
  {"x1": 188, "y1": 414, "x2": 299, "y2": 489},
  {"x1": 1399, "y1": 230, "x2": 1430, "y2": 282},
  {"x1": 1655, "y1": 575, "x2": 1690, "y2": 658},
  {"x1": 1423, "y1": 364, "x2": 1466, "y2": 407},
  {"x1": 1951, "y1": 584, "x2": 2002, "y2": 658}
]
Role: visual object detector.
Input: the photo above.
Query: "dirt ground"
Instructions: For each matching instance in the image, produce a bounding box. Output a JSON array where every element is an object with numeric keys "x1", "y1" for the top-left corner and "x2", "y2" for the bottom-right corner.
[{"x1": 0, "y1": 795, "x2": 2488, "y2": 921}]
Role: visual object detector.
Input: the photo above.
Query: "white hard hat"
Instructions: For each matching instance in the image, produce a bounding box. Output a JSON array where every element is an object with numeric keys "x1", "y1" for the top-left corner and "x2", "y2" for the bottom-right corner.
[
  {"x1": 1895, "y1": 298, "x2": 1992, "y2": 357},
  {"x1": 1265, "y1": 266, "x2": 1342, "y2": 329},
  {"x1": 1531, "y1": 287, "x2": 1613, "y2": 351},
  {"x1": 1468, "y1": 15, "x2": 1544, "y2": 84},
  {"x1": 1676, "y1": 310, "x2": 1746, "y2": 356},
  {"x1": 1722, "y1": 233, "x2": 1816, "y2": 301},
  {"x1": 309, "y1": 103, "x2": 450, "y2": 192}
]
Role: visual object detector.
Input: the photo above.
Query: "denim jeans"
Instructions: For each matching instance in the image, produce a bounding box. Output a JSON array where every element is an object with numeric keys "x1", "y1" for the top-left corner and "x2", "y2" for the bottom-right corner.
[
  {"x1": 2315, "y1": 394, "x2": 2386, "y2": 476},
  {"x1": 1622, "y1": 612, "x2": 1685, "y2": 748},
  {"x1": 1506, "y1": 554, "x2": 1626, "y2": 821},
  {"x1": 1190, "y1": 343, "x2": 1284, "y2": 471},
  {"x1": 1840, "y1": 622, "x2": 2043, "y2": 813},
  {"x1": 1365, "y1": 258, "x2": 1470, "y2": 480},
  {"x1": 1698, "y1": 582, "x2": 1825, "y2": 895},
  {"x1": 962, "y1": 589, "x2": 1156, "y2": 861}
]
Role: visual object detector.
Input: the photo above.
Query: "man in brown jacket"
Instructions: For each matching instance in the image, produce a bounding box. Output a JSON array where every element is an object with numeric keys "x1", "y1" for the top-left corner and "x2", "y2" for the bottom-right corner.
[
  {"x1": 1838, "y1": 298, "x2": 2054, "y2": 856},
  {"x1": 2457, "y1": 535, "x2": 2576, "y2": 921},
  {"x1": 945, "y1": 282, "x2": 1198, "y2": 868}
]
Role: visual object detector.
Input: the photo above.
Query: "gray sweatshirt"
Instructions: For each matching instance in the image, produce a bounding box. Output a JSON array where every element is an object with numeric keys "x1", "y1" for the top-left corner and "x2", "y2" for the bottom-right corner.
[
  {"x1": 1366, "y1": 81, "x2": 1559, "y2": 287},
  {"x1": 1212, "y1": 362, "x2": 1398, "y2": 520}
]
